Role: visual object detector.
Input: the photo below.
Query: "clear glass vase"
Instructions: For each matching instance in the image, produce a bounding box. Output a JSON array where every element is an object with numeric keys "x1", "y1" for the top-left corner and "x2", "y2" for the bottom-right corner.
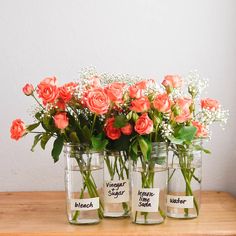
[
  {"x1": 130, "y1": 142, "x2": 168, "y2": 224},
  {"x1": 167, "y1": 141, "x2": 202, "y2": 219},
  {"x1": 64, "y1": 144, "x2": 104, "y2": 224},
  {"x1": 104, "y1": 150, "x2": 130, "y2": 217}
]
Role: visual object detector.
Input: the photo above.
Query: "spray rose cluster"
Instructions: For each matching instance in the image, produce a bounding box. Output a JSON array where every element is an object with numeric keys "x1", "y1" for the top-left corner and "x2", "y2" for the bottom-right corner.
[{"x1": 10, "y1": 69, "x2": 228, "y2": 162}]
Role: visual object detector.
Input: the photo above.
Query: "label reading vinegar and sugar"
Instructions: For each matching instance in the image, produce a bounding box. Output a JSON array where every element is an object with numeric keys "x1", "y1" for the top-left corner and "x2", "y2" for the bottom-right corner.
[{"x1": 104, "y1": 179, "x2": 129, "y2": 203}]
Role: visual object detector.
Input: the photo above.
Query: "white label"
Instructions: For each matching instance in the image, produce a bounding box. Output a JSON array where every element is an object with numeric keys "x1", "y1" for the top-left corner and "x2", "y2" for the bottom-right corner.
[
  {"x1": 104, "y1": 179, "x2": 129, "y2": 203},
  {"x1": 132, "y1": 188, "x2": 159, "y2": 212},
  {"x1": 167, "y1": 195, "x2": 194, "y2": 208},
  {"x1": 71, "y1": 197, "x2": 99, "y2": 211}
]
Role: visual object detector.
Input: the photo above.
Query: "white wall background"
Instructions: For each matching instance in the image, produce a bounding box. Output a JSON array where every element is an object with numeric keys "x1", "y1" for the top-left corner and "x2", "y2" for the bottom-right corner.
[{"x1": 0, "y1": 0, "x2": 235, "y2": 195}]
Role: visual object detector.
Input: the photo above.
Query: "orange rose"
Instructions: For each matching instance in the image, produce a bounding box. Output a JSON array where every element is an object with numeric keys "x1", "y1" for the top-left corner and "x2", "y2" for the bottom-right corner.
[
  {"x1": 162, "y1": 75, "x2": 182, "y2": 92},
  {"x1": 129, "y1": 80, "x2": 148, "y2": 99},
  {"x1": 130, "y1": 96, "x2": 150, "y2": 113},
  {"x1": 37, "y1": 77, "x2": 58, "y2": 105},
  {"x1": 59, "y1": 82, "x2": 77, "y2": 103},
  {"x1": 173, "y1": 98, "x2": 192, "y2": 123},
  {"x1": 134, "y1": 113, "x2": 153, "y2": 135},
  {"x1": 88, "y1": 76, "x2": 101, "y2": 88},
  {"x1": 10, "y1": 119, "x2": 26, "y2": 140},
  {"x1": 22, "y1": 83, "x2": 34, "y2": 96},
  {"x1": 54, "y1": 112, "x2": 69, "y2": 129},
  {"x1": 121, "y1": 123, "x2": 133, "y2": 135},
  {"x1": 85, "y1": 88, "x2": 110, "y2": 115},
  {"x1": 192, "y1": 121, "x2": 208, "y2": 138},
  {"x1": 201, "y1": 98, "x2": 219, "y2": 111},
  {"x1": 105, "y1": 117, "x2": 121, "y2": 140},
  {"x1": 56, "y1": 100, "x2": 66, "y2": 110},
  {"x1": 153, "y1": 93, "x2": 171, "y2": 113},
  {"x1": 104, "y1": 82, "x2": 126, "y2": 103}
]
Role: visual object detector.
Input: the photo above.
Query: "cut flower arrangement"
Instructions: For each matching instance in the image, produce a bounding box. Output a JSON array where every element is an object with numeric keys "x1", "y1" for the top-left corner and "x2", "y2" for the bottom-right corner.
[{"x1": 10, "y1": 68, "x2": 228, "y2": 224}]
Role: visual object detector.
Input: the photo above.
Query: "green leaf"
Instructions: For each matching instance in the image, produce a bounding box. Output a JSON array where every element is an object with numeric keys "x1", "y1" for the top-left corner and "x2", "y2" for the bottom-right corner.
[
  {"x1": 42, "y1": 115, "x2": 55, "y2": 132},
  {"x1": 91, "y1": 134, "x2": 108, "y2": 151},
  {"x1": 27, "y1": 122, "x2": 40, "y2": 132},
  {"x1": 168, "y1": 136, "x2": 184, "y2": 145},
  {"x1": 176, "y1": 126, "x2": 197, "y2": 141},
  {"x1": 107, "y1": 135, "x2": 131, "y2": 151},
  {"x1": 51, "y1": 136, "x2": 64, "y2": 163},
  {"x1": 31, "y1": 134, "x2": 42, "y2": 152},
  {"x1": 138, "y1": 136, "x2": 151, "y2": 161},
  {"x1": 132, "y1": 112, "x2": 139, "y2": 122},
  {"x1": 203, "y1": 149, "x2": 211, "y2": 154},
  {"x1": 35, "y1": 112, "x2": 42, "y2": 121},
  {"x1": 130, "y1": 140, "x2": 138, "y2": 161},
  {"x1": 40, "y1": 133, "x2": 52, "y2": 150},
  {"x1": 69, "y1": 131, "x2": 80, "y2": 144},
  {"x1": 194, "y1": 145, "x2": 211, "y2": 154},
  {"x1": 82, "y1": 126, "x2": 91, "y2": 140},
  {"x1": 126, "y1": 111, "x2": 133, "y2": 121},
  {"x1": 114, "y1": 115, "x2": 128, "y2": 128}
]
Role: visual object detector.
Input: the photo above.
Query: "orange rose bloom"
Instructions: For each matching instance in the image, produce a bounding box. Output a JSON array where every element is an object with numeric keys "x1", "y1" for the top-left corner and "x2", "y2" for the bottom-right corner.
[
  {"x1": 173, "y1": 98, "x2": 192, "y2": 123},
  {"x1": 37, "y1": 77, "x2": 58, "y2": 105},
  {"x1": 192, "y1": 121, "x2": 208, "y2": 138},
  {"x1": 10, "y1": 119, "x2": 26, "y2": 140},
  {"x1": 153, "y1": 93, "x2": 171, "y2": 113},
  {"x1": 162, "y1": 75, "x2": 183, "y2": 91},
  {"x1": 134, "y1": 113, "x2": 153, "y2": 135},
  {"x1": 104, "y1": 117, "x2": 121, "y2": 140},
  {"x1": 22, "y1": 83, "x2": 34, "y2": 96},
  {"x1": 201, "y1": 98, "x2": 219, "y2": 111},
  {"x1": 54, "y1": 112, "x2": 69, "y2": 129},
  {"x1": 130, "y1": 96, "x2": 150, "y2": 113},
  {"x1": 104, "y1": 82, "x2": 126, "y2": 104},
  {"x1": 59, "y1": 82, "x2": 77, "y2": 103},
  {"x1": 121, "y1": 123, "x2": 133, "y2": 135},
  {"x1": 85, "y1": 88, "x2": 110, "y2": 115}
]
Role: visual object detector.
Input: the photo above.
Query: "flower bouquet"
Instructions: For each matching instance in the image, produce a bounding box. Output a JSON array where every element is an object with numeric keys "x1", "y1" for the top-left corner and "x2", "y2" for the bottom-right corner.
[
  {"x1": 10, "y1": 72, "x2": 112, "y2": 224},
  {"x1": 10, "y1": 68, "x2": 228, "y2": 224},
  {"x1": 163, "y1": 72, "x2": 229, "y2": 218}
]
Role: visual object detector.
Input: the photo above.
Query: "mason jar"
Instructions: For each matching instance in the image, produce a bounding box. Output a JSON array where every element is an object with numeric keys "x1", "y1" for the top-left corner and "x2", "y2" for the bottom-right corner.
[
  {"x1": 103, "y1": 150, "x2": 130, "y2": 217},
  {"x1": 130, "y1": 142, "x2": 168, "y2": 224},
  {"x1": 64, "y1": 144, "x2": 104, "y2": 224},
  {"x1": 167, "y1": 140, "x2": 202, "y2": 219}
]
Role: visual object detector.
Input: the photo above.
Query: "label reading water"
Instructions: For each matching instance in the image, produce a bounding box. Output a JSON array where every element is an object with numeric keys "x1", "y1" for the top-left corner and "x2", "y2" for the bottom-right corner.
[
  {"x1": 132, "y1": 188, "x2": 159, "y2": 212},
  {"x1": 167, "y1": 195, "x2": 194, "y2": 208},
  {"x1": 71, "y1": 197, "x2": 99, "y2": 211},
  {"x1": 104, "y1": 179, "x2": 129, "y2": 203}
]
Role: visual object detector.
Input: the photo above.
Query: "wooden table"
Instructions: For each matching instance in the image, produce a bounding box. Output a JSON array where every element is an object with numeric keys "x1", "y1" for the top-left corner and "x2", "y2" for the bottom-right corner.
[{"x1": 0, "y1": 191, "x2": 235, "y2": 236}]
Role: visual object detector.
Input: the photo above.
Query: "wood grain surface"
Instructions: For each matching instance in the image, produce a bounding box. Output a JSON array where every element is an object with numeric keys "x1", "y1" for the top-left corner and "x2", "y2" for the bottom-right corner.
[{"x1": 0, "y1": 191, "x2": 235, "y2": 236}]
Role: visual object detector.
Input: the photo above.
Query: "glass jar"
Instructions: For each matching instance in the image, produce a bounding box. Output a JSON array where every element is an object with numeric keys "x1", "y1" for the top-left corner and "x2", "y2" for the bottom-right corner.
[
  {"x1": 104, "y1": 150, "x2": 130, "y2": 217},
  {"x1": 130, "y1": 142, "x2": 168, "y2": 224},
  {"x1": 64, "y1": 144, "x2": 104, "y2": 224},
  {"x1": 167, "y1": 141, "x2": 202, "y2": 219}
]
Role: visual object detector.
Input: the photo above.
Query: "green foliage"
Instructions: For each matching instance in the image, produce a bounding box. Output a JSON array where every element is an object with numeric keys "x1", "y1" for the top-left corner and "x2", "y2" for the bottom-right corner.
[
  {"x1": 167, "y1": 136, "x2": 184, "y2": 145},
  {"x1": 138, "y1": 136, "x2": 151, "y2": 161},
  {"x1": 51, "y1": 136, "x2": 64, "y2": 163},
  {"x1": 31, "y1": 134, "x2": 42, "y2": 152},
  {"x1": 132, "y1": 112, "x2": 139, "y2": 122},
  {"x1": 107, "y1": 135, "x2": 131, "y2": 151},
  {"x1": 91, "y1": 134, "x2": 108, "y2": 151},
  {"x1": 114, "y1": 115, "x2": 128, "y2": 128},
  {"x1": 40, "y1": 133, "x2": 52, "y2": 150},
  {"x1": 27, "y1": 122, "x2": 40, "y2": 132},
  {"x1": 130, "y1": 140, "x2": 138, "y2": 161},
  {"x1": 69, "y1": 131, "x2": 80, "y2": 144},
  {"x1": 194, "y1": 144, "x2": 211, "y2": 154},
  {"x1": 175, "y1": 126, "x2": 197, "y2": 142}
]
